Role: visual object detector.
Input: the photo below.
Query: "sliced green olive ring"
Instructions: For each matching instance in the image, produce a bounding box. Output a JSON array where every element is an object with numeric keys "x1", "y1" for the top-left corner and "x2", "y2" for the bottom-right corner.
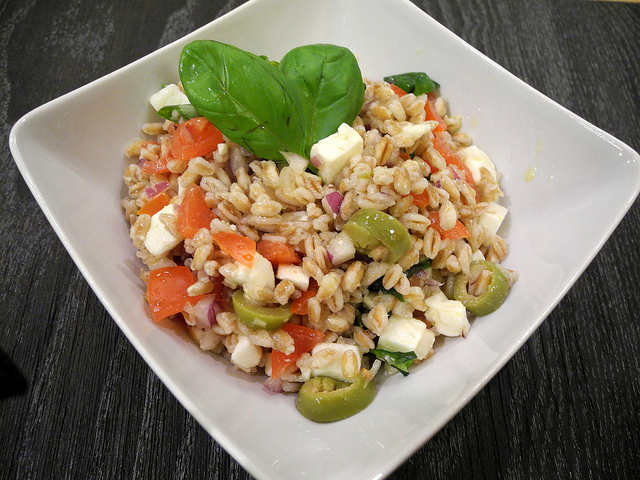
[
  {"x1": 343, "y1": 208, "x2": 411, "y2": 264},
  {"x1": 453, "y1": 260, "x2": 509, "y2": 317},
  {"x1": 296, "y1": 373, "x2": 376, "y2": 422},
  {"x1": 231, "y1": 290, "x2": 292, "y2": 330}
]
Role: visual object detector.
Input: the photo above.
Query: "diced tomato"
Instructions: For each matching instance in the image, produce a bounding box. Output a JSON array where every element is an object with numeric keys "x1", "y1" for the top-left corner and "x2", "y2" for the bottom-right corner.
[
  {"x1": 389, "y1": 84, "x2": 408, "y2": 97},
  {"x1": 140, "y1": 155, "x2": 170, "y2": 174},
  {"x1": 431, "y1": 136, "x2": 477, "y2": 191},
  {"x1": 257, "y1": 240, "x2": 300, "y2": 266},
  {"x1": 178, "y1": 184, "x2": 216, "y2": 238},
  {"x1": 424, "y1": 93, "x2": 447, "y2": 133},
  {"x1": 147, "y1": 266, "x2": 199, "y2": 322},
  {"x1": 271, "y1": 324, "x2": 324, "y2": 379},
  {"x1": 211, "y1": 231, "x2": 256, "y2": 267},
  {"x1": 409, "y1": 190, "x2": 430, "y2": 208},
  {"x1": 428, "y1": 211, "x2": 470, "y2": 240},
  {"x1": 290, "y1": 290, "x2": 317, "y2": 315},
  {"x1": 170, "y1": 117, "x2": 224, "y2": 162},
  {"x1": 137, "y1": 191, "x2": 170, "y2": 217}
]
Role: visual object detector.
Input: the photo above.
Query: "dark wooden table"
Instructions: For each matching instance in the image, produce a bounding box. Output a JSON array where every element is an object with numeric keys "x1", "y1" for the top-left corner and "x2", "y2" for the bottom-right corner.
[{"x1": 1, "y1": 1, "x2": 639, "y2": 478}]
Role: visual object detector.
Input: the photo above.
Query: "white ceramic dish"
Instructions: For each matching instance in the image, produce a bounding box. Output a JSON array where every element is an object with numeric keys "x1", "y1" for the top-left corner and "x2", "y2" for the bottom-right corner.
[{"x1": 9, "y1": 0, "x2": 640, "y2": 478}]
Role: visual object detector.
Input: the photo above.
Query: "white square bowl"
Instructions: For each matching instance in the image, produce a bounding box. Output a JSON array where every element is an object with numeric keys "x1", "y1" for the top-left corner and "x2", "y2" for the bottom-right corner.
[{"x1": 9, "y1": 0, "x2": 640, "y2": 479}]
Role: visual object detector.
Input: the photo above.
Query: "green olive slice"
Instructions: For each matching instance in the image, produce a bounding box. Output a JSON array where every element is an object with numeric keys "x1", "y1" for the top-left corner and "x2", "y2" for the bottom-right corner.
[
  {"x1": 343, "y1": 208, "x2": 411, "y2": 263},
  {"x1": 296, "y1": 372, "x2": 376, "y2": 422},
  {"x1": 231, "y1": 290, "x2": 292, "y2": 330},
  {"x1": 453, "y1": 260, "x2": 509, "y2": 316}
]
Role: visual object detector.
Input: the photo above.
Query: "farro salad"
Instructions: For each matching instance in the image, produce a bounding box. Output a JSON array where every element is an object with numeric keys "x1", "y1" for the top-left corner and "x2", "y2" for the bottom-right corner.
[{"x1": 122, "y1": 41, "x2": 516, "y2": 422}]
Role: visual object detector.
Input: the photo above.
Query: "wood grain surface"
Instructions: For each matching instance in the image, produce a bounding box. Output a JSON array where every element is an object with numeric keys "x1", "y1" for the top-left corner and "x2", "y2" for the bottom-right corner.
[{"x1": 1, "y1": 0, "x2": 638, "y2": 479}]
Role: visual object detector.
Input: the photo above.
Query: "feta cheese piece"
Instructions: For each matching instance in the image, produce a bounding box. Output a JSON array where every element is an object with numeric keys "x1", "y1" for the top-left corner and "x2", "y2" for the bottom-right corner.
[
  {"x1": 457, "y1": 145, "x2": 497, "y2": 183},
  {"x1": 478, "y1": 202, "x2": 508, "y2": 238},
  {"x1": 424, "y1": 291, "x2": 469, "y2": 337},
  {"x1": 399, "y1": 121, "x2": 432, "y2": 144},
  {"x1": 326, "y1": 231, "x2": 356, "y2": 265},
  {"x1": 310, "y1": 123, "x2": 363, "y2": 184},
  {"x1": 149, "y1": 84, "x2": 190, "y2": 111},
  {"x1": 310, "y1": 343, "x2": 362, "y2": 382},
  {"x1": 231, "y1": 335, "x2": 262, "y2": 370},
  {"x1": 143, "y1": 204, "x2": 183, "y2": 257},
  {"x1": 225, "y1": 252, "x2": 275, "y2": 303},
  {"x1": 377, "y1": 315, "x2": 435, "y2": 360},
  {"x1": 276, "y1": 264, "x2": 310, "y2": 291}
]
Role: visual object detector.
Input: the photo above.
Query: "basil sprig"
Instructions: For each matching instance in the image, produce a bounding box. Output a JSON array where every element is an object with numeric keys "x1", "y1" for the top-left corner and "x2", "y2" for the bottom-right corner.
[
  {"x1": 370, "y1": 349, "x2": 417, "y2": 376},
  {"x1": 383, "y1": 72, "x2": 440, "y2": 96},
  {"x1": 179, "y1": 41, "x2": 365, "y2": 161}
]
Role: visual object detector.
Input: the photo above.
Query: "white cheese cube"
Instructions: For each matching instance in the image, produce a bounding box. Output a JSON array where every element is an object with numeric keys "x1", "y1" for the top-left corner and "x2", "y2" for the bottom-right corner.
[
  {"x1": 143, "y1": 204, "x2": 183, "y2": 257},
  {"x1": 478, "y1": 202, "x2": 508, "y2": 238},
  {"x1": 276, "y1": 264, "x2": 310, "y2": 291},
  {"x1": 424, "y1": 291, "x2": 469, "y2": 337},
  {"x1": 326, "y1": 231, "x2": 356, "y2": 265},
  {"x1": 310, "y1": 123, "x2": 363, "y2": 184},
  {"x1": 377, "y1": 315, "x2": 435, "y2": 360},
  {"x1": 149, "y1": 84, "x2": 190, "y2": 111},
  {"x1": 227, "y1": 252, "x2": 275, "y2": 303},
  {"x1": 457, "y1": 145, "x2": 497, "y2": 183},
  {"x1": 399, "y1": 121, "x2": 432, "y2": 144},
  {"x1": 230, "y1": 335, "x2": 262, "y2": 370},
  {"x1": 310, "y1": 343, "x2": 362, "y2": 382}
]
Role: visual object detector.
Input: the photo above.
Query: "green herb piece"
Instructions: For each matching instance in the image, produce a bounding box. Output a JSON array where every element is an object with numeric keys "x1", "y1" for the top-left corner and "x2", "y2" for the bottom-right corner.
[
  {"x1": 368, "y1": 277, "x2": 405, "y2": 302},
  {"x1": 156, "y1": 104, "x2": 200, "y2": 123},
  {"x1": 179, "y1": 40, "x2": 308, "y2": 161},
  {"x1": 383, "y1": 72, "x2": 440, "y2": 96},
  {"x1": 370, "y1": 349, "x2": 417, "y2": 376},
  {"x1": 405, "y1": 257, "x2": 432, "y2": 278},
  {"x1": 279, "y1": 44, "x2": 365, "y2": 151}
]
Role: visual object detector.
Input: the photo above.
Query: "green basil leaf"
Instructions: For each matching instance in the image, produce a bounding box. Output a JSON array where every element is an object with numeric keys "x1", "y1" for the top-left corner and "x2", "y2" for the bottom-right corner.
[
  {"x1": 368, "y1": 275, "x2": 405, "y2": 302},
  {"x1": 370, "y1": 349, "x2": 417, "y2": 376},
  {"x1": 156, "y1": 104, "x2": 200, "y2": 122},
  {"x1": 279, "y1": 44, "x2": 365, "y2": 153},
  {"x1": 383, "y1": 72, "x2": 440, "y2": 96},
  {"x1": 179, "y1": 40, "x2": 308, "y2": 161},
  {"x1": 405, "y1": 257, "x2": 432, "y2": 278},
  {"x1": 368, "y1": 276, "x2": 405, "y2": 302}
]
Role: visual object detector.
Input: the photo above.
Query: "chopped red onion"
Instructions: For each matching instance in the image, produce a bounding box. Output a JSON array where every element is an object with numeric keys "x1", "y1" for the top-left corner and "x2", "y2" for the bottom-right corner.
[
  {"x1": 325, "y1": 191, "x2": 343, "y2": 215},
  {"x1": 207, "y1": 300, "x2": 223, "y2": 327},
  {"x1": 145, "y1": 181, "x2": 170, "y2": 199},
  {"x1": 310, "y1": 155, "x2": 323, "y2": 168},
  {"x1": 190, "y1": 294, "x2": 217, "y2": 329},
  {"x1": 424, "y1": 277, "x2": 443, "y2": 287},
  {"x1": 229, "y1": 147, "x2": 250, "y2": 180},
  {"x1": 264, "y1": 377, "x2": 285, "y2": 393}
]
